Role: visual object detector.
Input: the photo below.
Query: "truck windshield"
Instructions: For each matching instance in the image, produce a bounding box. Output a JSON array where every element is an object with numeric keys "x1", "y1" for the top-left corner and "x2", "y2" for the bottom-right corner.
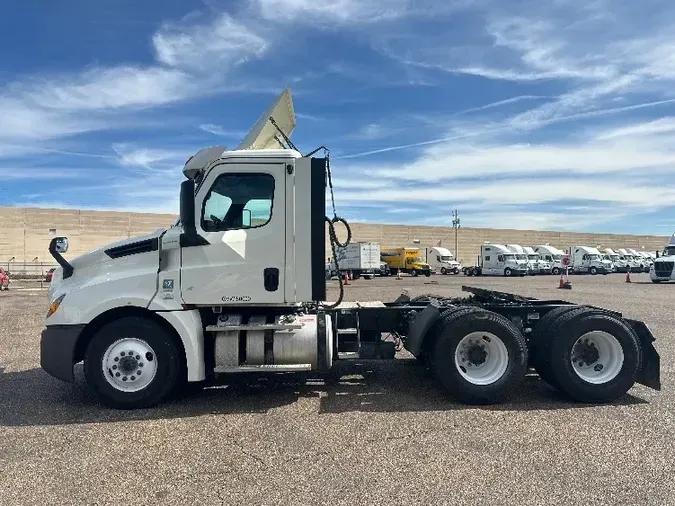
[
  {"x1": 664, "y1": 246, "x2": 675, "y2": 256},
  {"x1": 610, "y1": 255, "x2": 620, "y2": 261},
  {"x1": 588, "y1": 254, "x2": 600, "y2": 260},
  {"x1": 552, "y1": 254, "x2": 562, "y2": 260},
  {"x1": 412, "y1": 257, "x2": 424, "y2": 263},
  {"x1": 527, "y1": 254, "x2": 538, "y2": 260},
  {"x1": 440, "y1": 255, "x2": 453, "y2": 261},
  {"x1": 516, "y1": 254, "x2": 527, "y2": 260},
  {"x1": 504, "y1": 254, "x2": 516, "y2": 260}
]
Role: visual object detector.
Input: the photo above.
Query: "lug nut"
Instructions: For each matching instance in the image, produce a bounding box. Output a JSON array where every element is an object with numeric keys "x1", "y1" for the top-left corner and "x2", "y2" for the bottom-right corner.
[
  {"x1": 112, "y1": 365, "x2": 117, "y2": 370},
  {"x1": 122, "y1": 376, "x2": 127, "y2": 381},
  {"x1": 114, "y1": 357, "x2": 119, "y2": 362},
  {"x1": 120, "y1": 352, "x2": 125, "y2": 357},
  {"x1": 130, "y1": 376, "x2": 136, "y2": 381},
  {"x1": 115, "y1": 372, "x2": 121, "y2": 377},
  {"x1": 137, "y1": 371, "x2": 142, "y2": 375}
]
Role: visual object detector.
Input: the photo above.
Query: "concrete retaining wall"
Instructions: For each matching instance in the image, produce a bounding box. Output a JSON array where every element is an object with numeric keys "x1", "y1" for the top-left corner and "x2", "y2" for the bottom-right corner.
[{"x1": 0, "y1": 206, "x2": 668, "y2": 265}]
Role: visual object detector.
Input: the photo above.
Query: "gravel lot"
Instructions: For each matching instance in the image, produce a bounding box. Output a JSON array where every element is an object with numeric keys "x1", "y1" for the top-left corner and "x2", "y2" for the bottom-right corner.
[{"x1": 1, "y1": 272, "x2": 673, "y2": 505}]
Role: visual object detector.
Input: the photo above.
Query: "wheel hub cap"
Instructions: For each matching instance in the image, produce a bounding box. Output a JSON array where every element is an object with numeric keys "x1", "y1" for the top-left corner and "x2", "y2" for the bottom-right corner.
[{"x1": 102, "y1": 338, "x2": 157, "y2": 393}]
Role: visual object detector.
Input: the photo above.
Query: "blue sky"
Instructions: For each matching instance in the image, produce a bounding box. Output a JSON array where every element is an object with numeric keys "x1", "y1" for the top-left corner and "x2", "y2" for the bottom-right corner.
[{"x1": 2, "y1": 0, "x2": 675, "y2": 234}]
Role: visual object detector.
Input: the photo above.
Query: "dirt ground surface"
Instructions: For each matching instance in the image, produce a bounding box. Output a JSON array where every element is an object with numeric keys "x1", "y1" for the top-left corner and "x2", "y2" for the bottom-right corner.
[{"x1": 1, "y1": 272, "x2": 674, "y2": 505}]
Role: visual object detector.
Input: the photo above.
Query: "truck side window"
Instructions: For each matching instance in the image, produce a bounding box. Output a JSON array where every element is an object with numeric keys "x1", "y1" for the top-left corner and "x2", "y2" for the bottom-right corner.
[
  {"x1": 497, "y1": 255, "x2": 503, "y2": 262},
  {"x1": 583, "y1": 254, "x2": 588, "y2": 260},
  {"x1": 201, "y1": 173, "x2": 274, "y2": 232},
  {"x1": 437, "y1": 256, "x2": 441, "y2": 262},
  {"x1": 485, "y1": 256, "x2": 491, "y2": 261}
]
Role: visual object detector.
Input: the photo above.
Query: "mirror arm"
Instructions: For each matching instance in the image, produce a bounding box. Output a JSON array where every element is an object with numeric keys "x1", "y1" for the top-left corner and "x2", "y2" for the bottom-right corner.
[{"x1": 49, "y1": 237, "x2": 74, "y2": 279}]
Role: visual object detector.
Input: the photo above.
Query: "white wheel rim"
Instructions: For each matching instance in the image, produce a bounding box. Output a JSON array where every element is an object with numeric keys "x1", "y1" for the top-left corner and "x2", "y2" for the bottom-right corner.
[
  {"x1": 454, "y1": 332, "x2": 509, "y2": 386},
  {"x1": 570, "y1": 331, "x2": 624, "y2": 384},
  {"x1": 102, "y1": 338, "x2": 158, "y2": 392}
]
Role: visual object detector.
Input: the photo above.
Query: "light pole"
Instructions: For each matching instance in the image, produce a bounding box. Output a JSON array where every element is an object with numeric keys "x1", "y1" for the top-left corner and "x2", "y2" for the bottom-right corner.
[{"x1": 452, "y1": 209, "x2": 460, "y2": 262}]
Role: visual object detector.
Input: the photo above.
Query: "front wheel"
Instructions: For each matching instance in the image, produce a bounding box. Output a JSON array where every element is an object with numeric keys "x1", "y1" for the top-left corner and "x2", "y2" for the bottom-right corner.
[
  {"x1": 441, "y1": 267, "x2": 447, "y2": 275},
  {"x1": 430, "y1": 309, "x2": 528, "y2": 404},
  {"x1": 84, "y1": 317, "x2": 182, "y2": 409},
  {"x1": 411, "y1": 270, "x2": 419, "y2": 277},
  {"x1": 424, "y1": 271, "x2": 431, "y2": 277},
  {"x1": 590, "y1": 267, "x2": 598, "y2": 275},
  {"x1": 504, "y1": 267, "x2": 513, "y2": 277}
]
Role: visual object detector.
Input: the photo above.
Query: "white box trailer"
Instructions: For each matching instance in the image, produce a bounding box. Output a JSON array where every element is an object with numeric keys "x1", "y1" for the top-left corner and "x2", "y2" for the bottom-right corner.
[{"x1": 334, "y1": 242, "x2": 380, "y2": 279}]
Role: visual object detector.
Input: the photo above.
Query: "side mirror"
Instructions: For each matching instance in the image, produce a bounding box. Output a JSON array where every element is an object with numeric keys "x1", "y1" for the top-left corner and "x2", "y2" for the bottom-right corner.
[
  {"x1": 180, "y1": 179, "x2": 197, "y2": 239},
  {"x1": 242, "y1": 209, "x2": 252, "y2": 228},
  {"x1": 55, "y1": 237, "x2": 69, "y2": 254}
]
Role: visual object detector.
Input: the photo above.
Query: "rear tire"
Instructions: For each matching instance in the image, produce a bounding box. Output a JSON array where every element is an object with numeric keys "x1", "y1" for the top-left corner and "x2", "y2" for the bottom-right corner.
[
  {"x1": 84, "y1": 317, "x2": 182, "y2": 409},
  {"x1": 430, "y1": 309, "x2": 528, "y2": 405},
  {"x1": 536, "y1": 309, "x2": 640, "y2": 403}
]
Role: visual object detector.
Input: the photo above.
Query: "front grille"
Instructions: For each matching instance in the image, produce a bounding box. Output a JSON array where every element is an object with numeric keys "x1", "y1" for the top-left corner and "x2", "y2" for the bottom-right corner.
[{"x1": 655, "y1": 261, "x2": 674, "y2": 277}]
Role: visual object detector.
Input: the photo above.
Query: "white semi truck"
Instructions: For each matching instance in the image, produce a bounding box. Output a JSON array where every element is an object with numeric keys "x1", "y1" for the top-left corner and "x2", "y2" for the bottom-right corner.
[
  {"x1": 602, "y1": 248, "x2": 628, "y2": 273},
  {"x1": 650, "y1": 235, "x2": 675, "y2": 283},
  {"x1": 532, "y1": 244, "x2": 565, "y2": 275},
  {"x1": 571, "y1": 246, "x2": 612, "y2": 275},
  {"x1": 40, "y1": 89, "x2": 661, "y2": 410},
  {"x1": 523, "y1": 246, "x2": 552, "y2": 275},
  {"x1": 463, "y1": 243, "x2": 528, "y2": 277},
  {"x1": 617, "y1": 249, "x2": 642, "y2": 273},
  {"x1": 505, "y1": 244, "x2": 534, "y2": 275},
  {"x1": 425, "y1": 246, "x2": 462, "y2": 275}
]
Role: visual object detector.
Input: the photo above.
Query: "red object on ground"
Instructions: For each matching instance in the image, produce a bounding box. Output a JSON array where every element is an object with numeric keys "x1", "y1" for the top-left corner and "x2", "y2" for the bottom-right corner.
[{"x1": 0, "y1": 267, "x2": 9, "y2": 290}]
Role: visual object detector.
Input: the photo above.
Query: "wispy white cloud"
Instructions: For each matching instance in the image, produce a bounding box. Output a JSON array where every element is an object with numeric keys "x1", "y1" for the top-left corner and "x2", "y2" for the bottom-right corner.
[{"x1": 199, "y1": 124, "x2": 247, "y2": 138}]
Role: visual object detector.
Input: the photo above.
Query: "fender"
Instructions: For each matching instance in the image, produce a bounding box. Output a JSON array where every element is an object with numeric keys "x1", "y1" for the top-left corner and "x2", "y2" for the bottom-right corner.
[{"x1": 156, "y1": 309, "x2": 206, "y2": 382}]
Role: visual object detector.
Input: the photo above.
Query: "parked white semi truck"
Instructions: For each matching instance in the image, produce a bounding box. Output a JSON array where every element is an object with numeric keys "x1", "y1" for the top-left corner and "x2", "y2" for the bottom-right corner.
[
  {"x1": 650, "y1": 235, "x2": 675, "y2": 283},
  {"x1": 463, "y1": 243, "x2": 528, "y2": 277},
  {"x1": 571, "y1": 246, "x2": 612, "y2": 275},
  {"x1": 523, "y1": 246, "x2": 552, "y2": 275},
  {"x1": 425, "y1": 246, "x2": 462, "y2": 275},
  {"x1": 505, "y1": 244, "x2": 534, "y2": 275},
  {"x1": 532, "y1": 244, "x2": 565, "y2": 275},
  {"x1": 40, "y1": 89, "x2": 661, "y2": 410},
  {"x1": 617, "y1": 249, "x2": 641, "y2": 273},
  {"x1": 602, "y1": 248, "x2": 628, "y2": 273}
]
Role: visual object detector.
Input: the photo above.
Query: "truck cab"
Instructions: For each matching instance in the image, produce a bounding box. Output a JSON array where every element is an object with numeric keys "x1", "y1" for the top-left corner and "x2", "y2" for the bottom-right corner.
[
  {"x1": 523, "y1": 246, "x2": 551, "y2": 274},
  {"x1": 425, "y1": 246, "x2": 462, "y2": 275},
  {"x1": 603, "y1": 248, "x2": 627, "y2": 273},
  {"x1": 479, "y1": 243, "x2": 527, "y2": 276},
  {"x1": 571, "y1": 246, "x2": 611, "y2": 275},
  {"x1": 506, "y1": 244, "x2": 536, "y2": 275},
  {"x1": 650, "y1": 235, "x2": 675, "y2": 283},
  {"x1": 380, "y1": 248, "x2": 431, "y2": 277},
  {"x1": 617, "y1": 249, "x2": 641, "y2": 272},
  {"x1": 532, "y1": 244, "x2": 565, "y2": 275}
]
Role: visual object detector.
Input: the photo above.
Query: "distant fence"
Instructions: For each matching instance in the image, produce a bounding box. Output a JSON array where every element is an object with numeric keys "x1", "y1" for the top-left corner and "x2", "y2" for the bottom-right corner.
[{"x1": 3, "y1": 262, "x2": 58, "y2": 279}]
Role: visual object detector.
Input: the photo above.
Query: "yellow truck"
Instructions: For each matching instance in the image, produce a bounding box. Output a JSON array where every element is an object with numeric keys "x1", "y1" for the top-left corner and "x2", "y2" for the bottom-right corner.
[{"x1": 380, "y1": 248, "x2": 431, "y2": 277}]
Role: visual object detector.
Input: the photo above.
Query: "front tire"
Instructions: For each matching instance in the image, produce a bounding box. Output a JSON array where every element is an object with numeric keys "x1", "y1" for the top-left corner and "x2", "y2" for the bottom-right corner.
[
  {"x1": 504, "y1": 267, "x2": 513, "y2": 277},
  {"x1": 84, "y1": 317, "x2": 182, "y2": 409},
  {"x1": 441, "y1": 267, "x2": 447, "y2": 275},
  {"x1": 590, "y1": 267, "x2": 598, "y2": 275},
  {"x1": 430, "y1": 309, "x2": 528, "y2": 405}
]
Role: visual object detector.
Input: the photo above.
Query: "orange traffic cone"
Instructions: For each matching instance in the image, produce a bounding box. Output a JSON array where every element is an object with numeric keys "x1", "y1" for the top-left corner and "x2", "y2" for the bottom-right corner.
[
  {"x1": 559, "y1": 274, "x2": 565, "y2": 288},
  {"x1": 343, "y1": 273, "x2": 350, "y2": 285}
]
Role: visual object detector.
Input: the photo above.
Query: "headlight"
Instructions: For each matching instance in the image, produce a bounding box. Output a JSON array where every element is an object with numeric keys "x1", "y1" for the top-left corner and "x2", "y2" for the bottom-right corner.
[{"x1": 46, "y1": 293, "x2": 66, "y2": 318}]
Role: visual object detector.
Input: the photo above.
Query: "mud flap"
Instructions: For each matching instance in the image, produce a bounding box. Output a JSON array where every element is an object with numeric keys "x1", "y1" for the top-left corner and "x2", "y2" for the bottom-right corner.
[
  {"x1": 404, "y1": 303, "x2": 441, "y2": 357},
  {"x1": 624, "y1": 318, "x2": 661, "y2": 390}
]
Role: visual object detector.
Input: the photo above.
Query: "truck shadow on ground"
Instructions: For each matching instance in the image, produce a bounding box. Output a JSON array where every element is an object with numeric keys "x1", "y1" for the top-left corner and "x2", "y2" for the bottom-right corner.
[{"x1": 0, "y1": 361, "x2": 647, "y2": 427}]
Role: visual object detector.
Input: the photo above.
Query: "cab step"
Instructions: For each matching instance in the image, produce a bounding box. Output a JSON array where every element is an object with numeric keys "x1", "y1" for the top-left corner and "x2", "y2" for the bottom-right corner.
[{"x1": 214, "y1": 364, "x2": 312, "y2": 373}]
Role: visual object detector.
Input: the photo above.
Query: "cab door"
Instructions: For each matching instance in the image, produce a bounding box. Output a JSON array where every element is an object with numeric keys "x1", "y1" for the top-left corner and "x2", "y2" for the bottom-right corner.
[{"x1": 180, "y1": 160, "x2": 287, "y2": 305}]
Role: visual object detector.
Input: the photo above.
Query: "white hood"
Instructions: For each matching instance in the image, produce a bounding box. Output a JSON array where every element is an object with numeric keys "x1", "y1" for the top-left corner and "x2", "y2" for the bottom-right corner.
[{"x1": 69, "y1": 229, "x2": 165, "y2": 271}]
